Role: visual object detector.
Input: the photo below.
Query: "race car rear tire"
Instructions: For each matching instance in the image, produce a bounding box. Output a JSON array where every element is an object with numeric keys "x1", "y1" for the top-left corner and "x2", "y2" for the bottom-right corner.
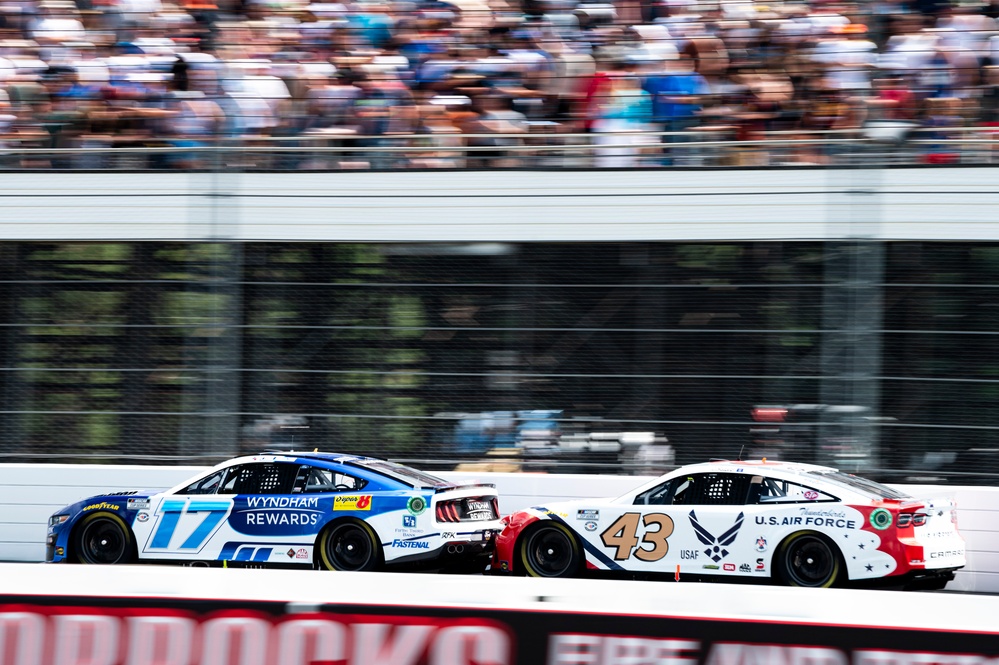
[
  {"x1": 74, "y1": 513, "x2": 135, "y2": 565},
  {"x1": 776, "y1": 532, "x2": 842, "y2": 588},
  {"x1": 318, "y1": 520, "x2": 382, "y2": 572},
  {"x1": 520, "y1": 522, "x2": 581, "y2": 578}
]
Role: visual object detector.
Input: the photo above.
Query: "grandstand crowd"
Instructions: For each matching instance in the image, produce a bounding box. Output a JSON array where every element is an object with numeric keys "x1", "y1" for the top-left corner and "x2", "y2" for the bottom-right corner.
[{"x1": 2, "y1": 0, "x2": 999, "y2": 167}]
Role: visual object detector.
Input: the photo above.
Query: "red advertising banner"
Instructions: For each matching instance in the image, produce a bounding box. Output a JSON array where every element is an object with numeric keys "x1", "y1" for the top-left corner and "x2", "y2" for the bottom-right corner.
[{"x1": 2, "y1": 597, "x2": 998, "y2": 665}]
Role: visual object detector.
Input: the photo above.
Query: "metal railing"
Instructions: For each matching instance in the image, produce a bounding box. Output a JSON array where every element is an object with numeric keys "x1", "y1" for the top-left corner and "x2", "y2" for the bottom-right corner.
[{"x1": 3, "y1": 126, "x2": 999, "y2": 170}]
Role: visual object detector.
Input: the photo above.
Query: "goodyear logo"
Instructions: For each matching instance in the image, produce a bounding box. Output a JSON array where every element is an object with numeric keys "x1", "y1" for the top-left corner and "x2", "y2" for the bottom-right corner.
[
  {"x1": 333, "y1": 495, "x2": 372, "y2": 511},
  {"x1": 391, "y1": 540, "x2": 430, "y2": 549},
  {"x1": 83, "y1": 502, "x2": 120, "y2": 512}
]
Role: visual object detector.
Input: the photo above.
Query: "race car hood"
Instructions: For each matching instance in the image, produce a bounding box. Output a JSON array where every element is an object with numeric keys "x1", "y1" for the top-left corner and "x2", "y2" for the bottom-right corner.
[{"x1": 55, "y1": 490, "x2": 158, "y2": 519}]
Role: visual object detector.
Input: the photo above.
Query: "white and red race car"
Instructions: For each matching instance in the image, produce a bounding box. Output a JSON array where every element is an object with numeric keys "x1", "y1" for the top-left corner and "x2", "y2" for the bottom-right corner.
[{"x1": 493, "y1": 460, "x2": 966, "y2": 589}]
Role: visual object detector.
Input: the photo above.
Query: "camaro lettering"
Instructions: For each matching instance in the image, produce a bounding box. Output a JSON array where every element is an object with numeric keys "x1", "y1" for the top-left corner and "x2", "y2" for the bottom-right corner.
[
  {"x1": 245, "y1": 512, "x2": 320, "y2": 526},
  {"x1": 0, "y1": 609, "x2": 512, "y2": 665},
  {"x1": 391, "y1": 539, "x2": 430, "y2": 549},
  {"x1": 929, "y1": 550, "x2": 964, "y2": 558}
]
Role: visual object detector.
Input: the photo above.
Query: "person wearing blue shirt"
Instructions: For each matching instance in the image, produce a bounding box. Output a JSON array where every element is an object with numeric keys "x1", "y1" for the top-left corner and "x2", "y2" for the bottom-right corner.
[{"x1": 643, "y1": 53, "x2": 709, "y2": 165}]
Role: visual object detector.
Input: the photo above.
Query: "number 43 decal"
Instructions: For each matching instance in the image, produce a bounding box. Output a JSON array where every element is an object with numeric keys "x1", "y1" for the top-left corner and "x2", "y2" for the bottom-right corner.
[{"x1": 600, "y1": 512, "x2": 675, "y2": 562}]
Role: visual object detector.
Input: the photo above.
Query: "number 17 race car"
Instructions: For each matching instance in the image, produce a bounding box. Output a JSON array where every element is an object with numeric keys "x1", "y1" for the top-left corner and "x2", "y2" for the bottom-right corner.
[
  {"x1": 46, "y1": 452, "x2": 503, "y2": 572},
  {"x1": 493, "y1": 460, "x2": 966, "y2": 589}
]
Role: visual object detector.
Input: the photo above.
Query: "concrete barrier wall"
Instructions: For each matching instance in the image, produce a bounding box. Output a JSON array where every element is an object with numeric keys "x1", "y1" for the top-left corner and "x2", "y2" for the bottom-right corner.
[
  {"x1": 3, "y1": 168, "x2": 999, "y2": 242},
  {"x1": 4, "y1": 563, "x2": 999, "y2": 665},
  {"x1": 2, "y1": 464, "x2": 996, "y2": 592}
]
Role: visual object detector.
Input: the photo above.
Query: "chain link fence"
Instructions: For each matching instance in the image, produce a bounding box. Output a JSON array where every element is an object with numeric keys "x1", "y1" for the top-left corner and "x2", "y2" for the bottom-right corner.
[{"x1": 0, "y1": 240, "x2": 995, "y2": 484}]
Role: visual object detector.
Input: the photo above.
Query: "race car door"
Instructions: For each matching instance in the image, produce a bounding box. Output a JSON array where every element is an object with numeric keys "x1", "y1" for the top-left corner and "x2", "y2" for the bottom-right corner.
[
  {"x1": 137, "y1": 465, "x2": 240, "y2": 561},
  {"x1": 587, "y1": 472, "x2": 754, "y2": 575}
]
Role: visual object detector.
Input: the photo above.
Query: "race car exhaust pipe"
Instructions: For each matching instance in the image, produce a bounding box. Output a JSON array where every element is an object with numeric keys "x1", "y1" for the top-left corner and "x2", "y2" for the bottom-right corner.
[{"x1": 446, "y1": 545, "x2": 465, "y2": 555}]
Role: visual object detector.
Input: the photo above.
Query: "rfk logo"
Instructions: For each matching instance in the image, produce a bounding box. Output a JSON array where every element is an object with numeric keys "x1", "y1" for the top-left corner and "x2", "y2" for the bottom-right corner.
[{"x1": 688, "y1": 511, "x2": 744, "y2": 563}]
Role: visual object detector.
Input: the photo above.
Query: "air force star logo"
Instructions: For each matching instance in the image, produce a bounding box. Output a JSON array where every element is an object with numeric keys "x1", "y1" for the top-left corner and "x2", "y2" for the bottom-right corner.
[{"x1": 688, "y1": 510, "x2": 744, "y2": 563}]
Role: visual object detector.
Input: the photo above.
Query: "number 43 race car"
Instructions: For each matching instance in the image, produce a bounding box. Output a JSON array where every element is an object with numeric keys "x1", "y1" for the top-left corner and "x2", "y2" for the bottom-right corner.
[
  {"x1": 46, "y1": 452, "x2": 503, "y2": 572},
  {"x1": 493, "y1": 460, "x2": 966, "y2": 589}
]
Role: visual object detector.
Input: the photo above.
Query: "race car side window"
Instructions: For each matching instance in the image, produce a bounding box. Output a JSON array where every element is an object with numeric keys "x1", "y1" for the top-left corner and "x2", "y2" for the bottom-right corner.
[
  {"x1": 690, "y1": 473, "x2": 751, "y2": 506},
  {"x1": 179, "y1": 470, "x2": 225, "y2": 495},
  {"x1": 293, "y1": 465, "x2": 369, "y2": 494},
  {"x1": 218, "y1": 462, "x2": 299, "y2": 495},
  {"x1": 635, "y1": 476, "x2": 694, "y2": 505},
  {"x1": 755, "y1": 477, "x2": 837, "y2": 503}
]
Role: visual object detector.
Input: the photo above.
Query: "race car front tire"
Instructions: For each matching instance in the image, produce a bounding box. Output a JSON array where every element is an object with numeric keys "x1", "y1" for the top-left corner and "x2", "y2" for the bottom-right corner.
[
  {"x1": 776, "y1": 531, "x2": 842, "y2": 588},
  {"x1": 520, "y1": 522, "x2": 581, "y2": 578},
  {"x1": 317, "y1": 520, "x2": 382, "y2": 572},
  {"x1": 74, "y1": 512, "x2": 135, "y2": 565}
]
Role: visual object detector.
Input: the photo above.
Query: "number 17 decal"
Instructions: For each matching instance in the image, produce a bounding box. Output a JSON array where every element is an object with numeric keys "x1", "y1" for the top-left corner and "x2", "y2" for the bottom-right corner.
[
  {"x1": 149, "y1": 500, "x2": 231, "y2": 550},
  {"x1": 600, "y1": 512, "x2": 675, "y2": 561}
]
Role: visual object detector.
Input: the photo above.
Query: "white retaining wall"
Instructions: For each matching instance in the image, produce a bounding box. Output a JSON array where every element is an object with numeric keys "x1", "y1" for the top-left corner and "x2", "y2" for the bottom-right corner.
[
  {"x1": 3, "y1": 168, "x2": 999, "y2": 242},
  {"x1": 1, "y1": 464, "x2": 996, "y2": 593}
]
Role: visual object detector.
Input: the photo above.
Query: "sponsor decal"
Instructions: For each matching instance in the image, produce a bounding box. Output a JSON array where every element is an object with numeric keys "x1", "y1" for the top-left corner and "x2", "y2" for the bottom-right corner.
[
  {"x1": 800, "y1": 507, "x2": 847, "y2": 518},
  {"x1": 407, "y1": 496, "x2": 427, "y2": 516},
  {"x1": 577, "y1": 509, "x2": 599, "y2": 520},
  {"x1": 739, "y1": 563, "x2": 752, "y2": 573},
  {"x1": 702, "y1": 564, "x2": 720, "y2": 570},
  {"x1": 334, "y1": 495, "x2": 373, "y2": 511},
  {"x1": 544, "y1": 511, "x2": 568, "y2": 518},
  {"x1": 83, "y1": 502, "x2": 120, "y2": 512},
  {"x1": 286, "y1": 548, "x2": 296, "y2": 558},
  {"x1": 248, "y1": 496, "x2": 319, "y2": 509},
  {"x1": 403, "y1": 515, "x2": 417, "y2": 528},
  {"x1": 756, "y1": 515, "x2": 857, "y2": 529},
  {"x1": 680, "y1": 549, "x2": 699, "y2": 560},
  {"x1": 0, "y1": 607, "x2": 513, "y2": 665},
  {"x1": 584, "y1": 521, "x2": 598, "y2": 532},
  {"x1": 756, "y1": 557, "x2": 766, "y2": 571},
  {"x1": 391, "y1": 539, "x2": 431, "y2": 549},
  {"x1": 468, "y1": 500, "x2": 492, "y2": 513},
  {"x1": 136, "y1": 512, "x2": 149, "y2": 523},
  {"x1": 723, "y1": 563, "x2": 736, "y2": 572},
  {"x1": 870, "y1": 508, "x2": 893, "y2": 530},
  {"x1": 442, "y1": 532, "x2": 457, "y2": 540},
  {"x1": 688, "y1": 511, "x2": 743, "y2": 563},
  {"x1": 295, "y1": 548, "x2": 309, "y2": 560},
  {"x1": 803, "y1": 490, "x2": 819, "y2": 500},
  {"x1": 245, "y1": 512, "x2": 318, "y2": 526},
  {"x1": 755, "y1": 536, "x2": 767, "y2": 552},
  {"x1": 127, "y1": 498, "x2": 150, "y2": 510}
]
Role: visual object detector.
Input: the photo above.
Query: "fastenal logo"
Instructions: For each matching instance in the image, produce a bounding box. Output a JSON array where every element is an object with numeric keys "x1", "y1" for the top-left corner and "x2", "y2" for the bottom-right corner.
[
  {"x1": 333, "y1": 495, "x2": 372, "y2": 511},
  {"x1": 391, "y1": 539, "x2": 430, "y2": 549},
  {"x1": 688, "y1": 511, "x2": 744, "y2": 563}
]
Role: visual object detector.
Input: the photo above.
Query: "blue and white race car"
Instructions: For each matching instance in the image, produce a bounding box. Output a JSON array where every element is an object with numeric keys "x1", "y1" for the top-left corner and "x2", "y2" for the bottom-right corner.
[{"x1": 46, "y1": 452, "x2": 502, "y2": 572}]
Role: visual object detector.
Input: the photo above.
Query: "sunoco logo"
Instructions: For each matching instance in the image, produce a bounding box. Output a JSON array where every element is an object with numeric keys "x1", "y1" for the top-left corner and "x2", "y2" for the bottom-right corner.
[{"x1": 392, "y1": 539, "x2": 430, "y2": 549}]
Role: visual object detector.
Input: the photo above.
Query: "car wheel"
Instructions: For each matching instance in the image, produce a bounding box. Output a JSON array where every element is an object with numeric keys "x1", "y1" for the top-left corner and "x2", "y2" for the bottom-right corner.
[
  {"x1": 74, "y1": 513, "x2": 135, "y2": 565},
  {"x1": 777, "y1": 532, "x2": 842, "y2": 588},
  {"x1": 521, "y1": 523, "x2": 581, "y2": 578},
  {"x1": 318, "y1": 521, "x2": 381, "y2": 572}
]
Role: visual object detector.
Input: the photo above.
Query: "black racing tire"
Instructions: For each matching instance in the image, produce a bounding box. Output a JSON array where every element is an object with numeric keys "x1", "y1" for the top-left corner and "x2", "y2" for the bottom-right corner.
[
  {"x1": 776, "y1": 531, "x2": 843, "y2": 588},
  {"x1": 317, "y1": 520, "x2": 382, "y2": 572},
  {"x1": 74, "y1": 513, "x2": 135, "y2": 565},
  {"x1": 520, "y1": 522, "x2": 582, "y2": 578}
]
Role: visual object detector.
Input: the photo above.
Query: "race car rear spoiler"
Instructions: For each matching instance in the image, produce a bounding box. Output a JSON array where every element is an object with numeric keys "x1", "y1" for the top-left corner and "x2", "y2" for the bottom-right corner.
[{"x1": 434, "y1": 483, "x2": 496, "y2": 493}]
